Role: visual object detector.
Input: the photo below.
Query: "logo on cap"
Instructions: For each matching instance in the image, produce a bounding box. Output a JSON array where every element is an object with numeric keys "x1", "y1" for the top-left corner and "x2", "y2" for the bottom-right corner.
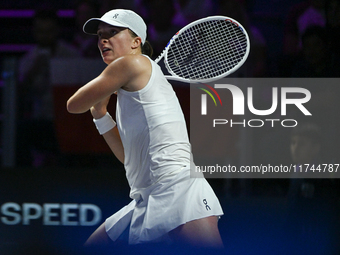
[{"x1": 113, "y1": 14, "x2": 119, "y2": 19}]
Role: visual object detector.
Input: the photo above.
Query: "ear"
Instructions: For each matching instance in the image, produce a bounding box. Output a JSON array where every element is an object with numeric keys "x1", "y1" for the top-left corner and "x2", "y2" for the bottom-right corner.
[{"x1": 131, "y1": 36, "x2": 142, "y2": 49}]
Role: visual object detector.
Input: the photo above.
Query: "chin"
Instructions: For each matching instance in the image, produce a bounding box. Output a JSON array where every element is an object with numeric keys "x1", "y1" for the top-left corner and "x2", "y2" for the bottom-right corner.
[{"x1": 102, "y1": 56, "x2": 113, "y2": 65}]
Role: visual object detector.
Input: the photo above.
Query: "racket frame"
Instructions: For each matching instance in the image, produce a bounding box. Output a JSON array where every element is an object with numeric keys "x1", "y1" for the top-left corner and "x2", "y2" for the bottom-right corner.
[{"x1": 155, "y1": 16, "x2": 250, "y2": 83}]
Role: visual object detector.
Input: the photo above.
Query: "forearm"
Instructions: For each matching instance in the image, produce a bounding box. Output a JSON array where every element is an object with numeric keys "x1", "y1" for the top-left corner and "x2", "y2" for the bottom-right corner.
[
  {"x1": 102, "y1": 127, "x2": 125, "y2": 164},
  {"x1": 67, "y1": 76, "x2": 106, "y2": 114},
  {"x1": 92, "y1": 109, "x2": 125, "y2": 164},
  {"x1": 67, "y1": 56, "x2": 142, "y2": 114}
]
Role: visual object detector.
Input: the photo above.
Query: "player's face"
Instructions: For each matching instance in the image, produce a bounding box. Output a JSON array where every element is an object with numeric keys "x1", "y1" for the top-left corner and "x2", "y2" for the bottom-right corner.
[{"x1": 97, "y1": 22, "x2": 135, "y2": 64}]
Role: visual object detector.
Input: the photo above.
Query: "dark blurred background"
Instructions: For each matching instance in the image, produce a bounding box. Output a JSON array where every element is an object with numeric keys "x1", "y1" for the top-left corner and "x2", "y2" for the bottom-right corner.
[{"x1": 0, "y1": 0, "x2": 339, "y2": 254}]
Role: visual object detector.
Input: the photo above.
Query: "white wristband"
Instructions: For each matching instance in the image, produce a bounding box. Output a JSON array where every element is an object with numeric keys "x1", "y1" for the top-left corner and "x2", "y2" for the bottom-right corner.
[{"x1": 93, "y1": 112, "x2": 116, "y2": 135}]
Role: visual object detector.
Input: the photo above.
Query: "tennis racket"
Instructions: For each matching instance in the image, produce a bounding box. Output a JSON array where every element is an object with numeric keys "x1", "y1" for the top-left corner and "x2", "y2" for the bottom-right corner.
[{"x1": 155, "y1": 16, "x2": 250, "y2": 83}]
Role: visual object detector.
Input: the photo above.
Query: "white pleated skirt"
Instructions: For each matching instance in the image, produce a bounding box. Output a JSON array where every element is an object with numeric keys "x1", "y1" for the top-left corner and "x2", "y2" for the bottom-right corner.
[{"x1": 105, "y1": 167, "x2": 224, "y2": 244}]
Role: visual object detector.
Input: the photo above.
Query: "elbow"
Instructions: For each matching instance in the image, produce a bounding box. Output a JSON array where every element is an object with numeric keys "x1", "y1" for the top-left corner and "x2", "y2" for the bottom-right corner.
[
  {"x1": 66, "y1": 99, "x2": 75, "y2": 113},
  {"x1": 66, "y1": 98, "x2": 82, "y2": 114}
]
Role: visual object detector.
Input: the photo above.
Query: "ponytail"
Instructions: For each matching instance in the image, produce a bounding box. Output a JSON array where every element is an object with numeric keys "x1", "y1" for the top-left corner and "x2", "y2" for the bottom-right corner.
[
  {"x1": 142, "y1": 41, "x2": 153, "y2": 58},
  {"x1": 128, "y1": 29, "x2": 154, "y2": 58}
]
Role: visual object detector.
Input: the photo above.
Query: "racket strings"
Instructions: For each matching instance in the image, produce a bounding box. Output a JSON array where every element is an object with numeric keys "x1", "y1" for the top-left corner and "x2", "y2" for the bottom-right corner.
[{"x1": 166, "y1": 19, "x2": 248, "y2": 80}]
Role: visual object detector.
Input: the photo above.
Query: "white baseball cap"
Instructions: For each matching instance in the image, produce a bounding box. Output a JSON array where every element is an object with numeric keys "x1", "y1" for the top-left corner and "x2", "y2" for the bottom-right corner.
[{"x1": 83, "y1": 9, "x2": 147, "y2": 44}]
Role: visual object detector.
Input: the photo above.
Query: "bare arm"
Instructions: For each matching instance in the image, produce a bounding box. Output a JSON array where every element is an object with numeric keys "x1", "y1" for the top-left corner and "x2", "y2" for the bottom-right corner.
[
  {"x1": 67, "y1": 54, "x2": 151, "y2": 163},
  {"x1": 101, "y1": 127, "x2": 124, "y2": 163},
  {"x1": 90, "y1": 96, "x2": 125, "y2": 163},
  {"x1": 67, "y1": 54, "x2": 151, "y2": 114}
]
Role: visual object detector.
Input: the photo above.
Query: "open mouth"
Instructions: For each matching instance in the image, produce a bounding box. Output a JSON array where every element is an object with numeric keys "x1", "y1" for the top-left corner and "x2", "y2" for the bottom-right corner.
[{"x1": 102, "y1": 48, "x2": 110, "y2": 53}]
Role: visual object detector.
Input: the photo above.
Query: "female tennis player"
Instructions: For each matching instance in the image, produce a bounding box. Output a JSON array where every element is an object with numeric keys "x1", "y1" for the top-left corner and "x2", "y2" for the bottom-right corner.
[{"x1": 67, "y1": 9, "x2": 224, "y2": 248}]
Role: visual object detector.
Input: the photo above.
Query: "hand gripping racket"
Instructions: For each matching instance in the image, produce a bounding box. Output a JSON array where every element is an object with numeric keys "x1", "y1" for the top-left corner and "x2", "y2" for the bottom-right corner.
[{"x1": 155, "y1": 16, "x2": 250, "y2": 83}]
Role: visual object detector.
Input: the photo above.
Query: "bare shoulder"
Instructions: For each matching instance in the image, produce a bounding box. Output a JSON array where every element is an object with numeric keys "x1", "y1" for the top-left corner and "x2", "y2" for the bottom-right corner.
[
  {"x1": 106, "y1": 54, "x2": 150, "y2": 73},
  {"x1": 105, "y1": 54, "x2": 152, "y2": 92},
  {"x1": 126, "y1": 54, "x2": 151, "y2": 67}
]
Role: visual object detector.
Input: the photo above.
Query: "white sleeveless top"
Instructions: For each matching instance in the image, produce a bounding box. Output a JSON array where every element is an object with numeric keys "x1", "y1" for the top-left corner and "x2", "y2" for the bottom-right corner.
[
  {"x1": 116, "y1": 55, "x2": 191, "y2": 200},
  {"x1": 107, "y1": 56, "x2": 223, "y2": 244}
]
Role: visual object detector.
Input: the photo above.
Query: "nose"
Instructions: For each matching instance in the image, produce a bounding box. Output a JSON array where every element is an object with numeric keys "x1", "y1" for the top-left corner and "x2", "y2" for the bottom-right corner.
[
  {"x1": 100, "y1": 37, "x2": 108, "y2": 43},
  {"x1": 98, "y1": 37, "x2": 108, "y2": 47}
]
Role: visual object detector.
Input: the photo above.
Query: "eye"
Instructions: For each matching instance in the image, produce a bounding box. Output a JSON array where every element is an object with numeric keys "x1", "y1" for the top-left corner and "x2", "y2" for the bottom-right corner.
[{"x1": 110, "y1": 29, "x2": 118, "y2": 35}]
